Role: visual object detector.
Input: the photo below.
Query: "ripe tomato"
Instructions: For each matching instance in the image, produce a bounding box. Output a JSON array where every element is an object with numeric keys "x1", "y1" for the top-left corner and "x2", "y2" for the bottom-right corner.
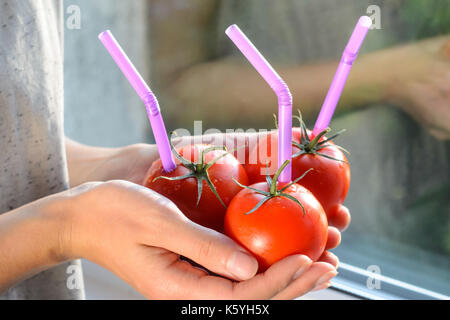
[
  {"x1": 145, "y1": 143, "x2": 249, "y2": 232},
  {"x1": 246, "y1": 121, "x2": 350, "y2": 225},
  {"x1": 224, "y1": 161, "x2": 328, "y2": 271},
  {"x1": 244, "y1": 127, "x2": 303, "y2": 181}
]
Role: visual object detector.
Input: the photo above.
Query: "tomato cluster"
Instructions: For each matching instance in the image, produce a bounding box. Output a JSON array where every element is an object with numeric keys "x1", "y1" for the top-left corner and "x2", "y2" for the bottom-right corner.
[
  {"x1": 245, "y1": 115, "x2": 351, "y2": 227},
  {"x1": 144, "y1": 118, "x2": 350, "y2": 271},
  {"x1": 145, "y1": 137, "x2": 248, "y2": 232}
]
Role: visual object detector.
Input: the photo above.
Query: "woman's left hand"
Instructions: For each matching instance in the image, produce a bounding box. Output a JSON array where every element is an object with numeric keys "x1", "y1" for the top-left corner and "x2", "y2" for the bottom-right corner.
[{"x1": 67, "y1": 132, "x2": 350, "y2": 273}]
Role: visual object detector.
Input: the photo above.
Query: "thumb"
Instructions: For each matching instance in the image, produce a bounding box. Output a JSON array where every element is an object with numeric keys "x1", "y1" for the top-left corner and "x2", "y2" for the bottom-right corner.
[{"x1": 155, "y1": 210, "x2": 258, "y2": 281}]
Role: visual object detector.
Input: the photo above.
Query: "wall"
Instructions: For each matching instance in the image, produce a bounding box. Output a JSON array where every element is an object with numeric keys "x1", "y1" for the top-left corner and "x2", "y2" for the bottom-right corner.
[
  {"x1": 63, "y1": 0, "x2": 152, "y2": 299},
  {"x1": 64, "y1": 0, "x2": 150, "y2": 147}
]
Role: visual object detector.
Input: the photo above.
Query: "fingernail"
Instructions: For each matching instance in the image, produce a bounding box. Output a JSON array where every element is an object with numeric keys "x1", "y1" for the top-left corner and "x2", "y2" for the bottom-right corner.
[
  {"x1": 227, "y1": 251, "x2": 258, "y2": 280},
  {"x1": 314, "y1": 271, "x2": 338, "y2": 289},
  {"x1": 313, "y1": 281, "x2": 332, "y2": 292},
  {"x1": 292, "y1": 257, "x2": 312, "y2": 280}
]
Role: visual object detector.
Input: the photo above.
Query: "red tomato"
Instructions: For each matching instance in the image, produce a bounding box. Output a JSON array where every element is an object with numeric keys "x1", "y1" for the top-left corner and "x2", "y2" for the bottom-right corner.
[
  {"x1": 246, "y1": 126, "x2": 350, "y2": 224},
  {"x1": 145, "y1": 144, "x2": 249, "y2": 232},
  {"x1": 224, "y1": 171, "x2": 328, "y2": 272}
]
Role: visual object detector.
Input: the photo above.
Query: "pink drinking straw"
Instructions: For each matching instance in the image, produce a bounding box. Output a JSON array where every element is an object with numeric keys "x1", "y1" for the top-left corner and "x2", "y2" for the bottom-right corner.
[
  {"x1": 226, "y1": 25, "x2": 293, "y2": 183},
  {"x1": 312, "y1": 16, "x2": 372, "y2": 136},
  {"x1": 99, "y1": 30, "x2": 176, "y2": 172}
]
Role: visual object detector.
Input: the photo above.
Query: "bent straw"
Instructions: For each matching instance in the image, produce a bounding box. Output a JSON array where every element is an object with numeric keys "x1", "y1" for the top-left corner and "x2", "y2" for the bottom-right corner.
[
  {"x1": 99, "y1": 30, "x2": 176, "y2": 172},
  {"x1": 313, "y1": 16, "x2": 372, "y2": 136},
  {"x1": 226, "y1": 25, "x2": 293, "y2": 183}
]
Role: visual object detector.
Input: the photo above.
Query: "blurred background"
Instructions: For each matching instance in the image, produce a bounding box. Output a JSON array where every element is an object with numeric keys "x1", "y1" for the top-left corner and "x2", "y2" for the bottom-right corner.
[{"x1": 63, "y1": 0, "x2": 450, "y2": 299}]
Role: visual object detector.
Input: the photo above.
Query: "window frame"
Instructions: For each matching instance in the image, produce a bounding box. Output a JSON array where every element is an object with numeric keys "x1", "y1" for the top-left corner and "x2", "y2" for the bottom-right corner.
[{"x1": 329, "y1": 262, "x2": 450, "y2": 300}]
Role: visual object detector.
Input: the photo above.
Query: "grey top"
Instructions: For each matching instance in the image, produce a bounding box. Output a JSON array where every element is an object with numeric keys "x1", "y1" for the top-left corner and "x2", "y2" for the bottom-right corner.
[{"x1": 0, "y1": 0, "x2": 84, "y2": 299}]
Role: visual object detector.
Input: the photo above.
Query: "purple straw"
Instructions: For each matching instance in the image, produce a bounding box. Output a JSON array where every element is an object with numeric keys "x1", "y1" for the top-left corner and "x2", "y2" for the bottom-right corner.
[
  {"x1": 226, "y1": 25, "x2": 293, "y2": 183},
  {"x1": 99, "y1": 30, "x2": 176, "y2": 172},
  {"x1": 313, "y1": 16, "x2": 371, "y2": 136}
]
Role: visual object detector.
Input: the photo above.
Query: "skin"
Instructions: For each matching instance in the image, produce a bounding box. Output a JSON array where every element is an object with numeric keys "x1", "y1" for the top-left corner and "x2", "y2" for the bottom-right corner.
[
  {"x1": 148, "y1": 0, "x2": 450, "y2": 139},
  {"x1": 0, "y1": 132, "x2": 344, "y2": 299}
]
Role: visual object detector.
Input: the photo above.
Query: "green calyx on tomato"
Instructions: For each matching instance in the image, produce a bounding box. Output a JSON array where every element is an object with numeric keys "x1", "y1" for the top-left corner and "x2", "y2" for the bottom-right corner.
[
  {"x1": 233, "y1": 160, "x2": 313, "y2": 216},
  {"x1": 292, "y1": 111, "x2": 350, "y2": 163},
  {"x1": 152, "y1": 132, "x2": 228, "y2": 208}
]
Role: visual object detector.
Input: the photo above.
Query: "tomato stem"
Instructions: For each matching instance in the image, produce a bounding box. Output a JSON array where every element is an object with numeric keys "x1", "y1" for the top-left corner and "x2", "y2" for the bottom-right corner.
[
  {"x1": 293, "y1": 110, "x2": 349, "y2": 163},
  {"x1": 153, "y1": 132, "x2": 228, "y2": 208},
  {"x1": 306, "y1": 128, "x2": 331, "y2": 151},
  {"x1": 270, "y1": 160, "x2": 290, "y2": 195},
  {"x1": 233, "y1": 160, "x2": 311, "y2": 216}
]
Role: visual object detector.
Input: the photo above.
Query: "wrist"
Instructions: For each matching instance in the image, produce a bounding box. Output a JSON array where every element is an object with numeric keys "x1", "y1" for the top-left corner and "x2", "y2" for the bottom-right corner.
[
  {"x1": 341, "y1": 40, "x2": 430, "y2": 108},
  {"x1": 340, "y1": 50, "x2": 392, "y2": 107},
  {"x1": 379, "y1": 39, "x2": 437, "y2": 105},
  {"x1": 37, "y1": 193, "x2": 79, "y2": 263},
  {"x1": 66, "y1": 138, "x2": 120, "y2": 186},
  {"x1": 0, "y1": 193, "x2": 75, "y2": 289},
  {"x1": 103, "y1": 143, "x2": 160, "y2": 184}
]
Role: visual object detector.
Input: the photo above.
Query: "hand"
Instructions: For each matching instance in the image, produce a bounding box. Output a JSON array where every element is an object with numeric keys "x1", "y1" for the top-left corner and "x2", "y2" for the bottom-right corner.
[
  {"x1": 65, "y1": 139, "x2": 160, "y2": 187},
  {"x1": 59, "y1": 180, "x2": 336, "y2": 299},
  {"x1": 317, "y1": 204, "x2": 350, "y2": 269},
  {"x1": 66, "y1": 133, "x2": 347, "y2": 294},
  {"x1": 102, "y1": 133, "x2": 349, "y2": 275},
  {"x1": 386, "y1": 36, "x2": 450, "y2": 140},
  {"x1": 99, "y1": 132, "x2": 351, "y2": 249}
]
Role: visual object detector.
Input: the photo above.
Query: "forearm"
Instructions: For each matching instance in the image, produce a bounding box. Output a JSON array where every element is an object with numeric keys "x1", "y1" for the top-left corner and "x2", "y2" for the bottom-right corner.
[
  {"x1": 167, "y1": 59, "x2": 382, "y2": 120},
  {"x1": 0, "y1": 196, "x2": 68, "y2": 292},
  {"x1": 65, "y1": 138, "x2": 122, "y2": 187},
  {"x1": 165, "y1": 38, "x2": 431, "y2": 121},
  {"x1": 65, "y1": 138, "x2": 161, "y2": 186}
]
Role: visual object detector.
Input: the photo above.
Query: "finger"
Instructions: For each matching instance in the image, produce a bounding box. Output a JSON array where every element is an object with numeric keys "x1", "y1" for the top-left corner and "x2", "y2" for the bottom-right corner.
[
  {"x1": 325, "y1": 226, "x2": 341, "y2": 250},
  {"x1": 111, "y1": 183, "x2": 258, "y2": 282},
  {"x1": 147, "y1": 200, "x2": 258, "y2": 281},
  {"x1": 318, "y1": 251, "x2": 339, "y2": 268},
  {"x1": 429, "y1": 127, "x2": 450, "y2": 140},
  {"x1": 232, "y1": 255, "x2": 312, "y2": 299},
  {"x1": 139, "y1": 250, "x2": 311, "y2": 300},
  {"x1": 130, "y1": 246, "x2": 231, "y2": 300},
  {"x1": 272, "y1": 262, "x2": 337, "y2": 300},
  {"x1": 166, "y1": 223, "x2": 258, "y2": 281},
  {"x1": 328, "y1": 204, "x2": 351, "y2": 231}
]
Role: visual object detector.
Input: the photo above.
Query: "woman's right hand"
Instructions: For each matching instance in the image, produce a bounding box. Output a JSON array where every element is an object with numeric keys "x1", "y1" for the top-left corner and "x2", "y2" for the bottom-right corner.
[
  {"x1": 53, "y1": 180, "x2": 336, "y2": 299},
  {"x1": 385, "y1": 35, "x2": 450, "y2": 140}
]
